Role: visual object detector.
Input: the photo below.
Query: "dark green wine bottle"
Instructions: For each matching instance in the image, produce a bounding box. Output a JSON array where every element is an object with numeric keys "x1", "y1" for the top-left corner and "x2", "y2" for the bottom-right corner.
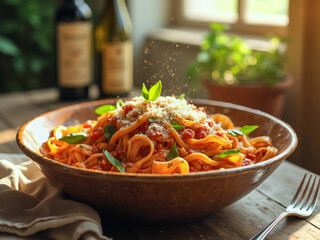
[{"x1": 55, "y1": 0, "x2": 93, "y2": 100}]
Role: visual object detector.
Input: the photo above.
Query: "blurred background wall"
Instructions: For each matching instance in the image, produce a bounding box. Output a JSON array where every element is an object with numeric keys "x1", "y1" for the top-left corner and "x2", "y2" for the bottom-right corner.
[{"x1": 1, "y1": 0, "x2": 320, "y2": 173}]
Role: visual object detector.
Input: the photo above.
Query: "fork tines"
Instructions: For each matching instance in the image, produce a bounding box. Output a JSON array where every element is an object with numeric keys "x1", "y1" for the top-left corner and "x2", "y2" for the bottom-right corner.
[{"x1": 288, "y1": 172, "x2": 320, "y2": 212}]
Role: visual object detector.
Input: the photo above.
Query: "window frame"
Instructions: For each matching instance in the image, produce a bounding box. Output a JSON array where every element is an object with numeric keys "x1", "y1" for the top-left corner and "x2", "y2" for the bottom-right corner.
[{"x1": 170, "y1": 0, "x2": 288, "y2": 37}]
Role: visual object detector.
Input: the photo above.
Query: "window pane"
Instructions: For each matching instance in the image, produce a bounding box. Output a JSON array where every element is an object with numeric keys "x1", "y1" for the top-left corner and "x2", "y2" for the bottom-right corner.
[
  {"x1": 184, "y1": 0, "x2": 238, "y2": 23},
  {"x1": 244, "y1": 0, "x2": 289, "y2": 26}
]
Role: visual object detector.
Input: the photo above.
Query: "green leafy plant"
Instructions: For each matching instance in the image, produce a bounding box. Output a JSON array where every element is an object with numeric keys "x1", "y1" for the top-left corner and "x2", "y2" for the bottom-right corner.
[
  {"x1": 0, "y1": 0, "x2": 56, "y2": 93},
  {"x1": 187, "y1": 23, "x2": 287, "y2": 87}
]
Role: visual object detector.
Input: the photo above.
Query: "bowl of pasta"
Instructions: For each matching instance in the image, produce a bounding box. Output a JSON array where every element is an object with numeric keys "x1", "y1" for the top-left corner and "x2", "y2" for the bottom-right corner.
[{"x1": 17, "y1": 82, "x2": 297, "y2": 223}]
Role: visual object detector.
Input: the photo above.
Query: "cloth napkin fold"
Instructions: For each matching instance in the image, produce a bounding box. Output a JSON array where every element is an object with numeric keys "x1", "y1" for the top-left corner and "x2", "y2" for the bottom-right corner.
[{"x1": 0, "y1": 153, "x2": 111, "y2": 240}]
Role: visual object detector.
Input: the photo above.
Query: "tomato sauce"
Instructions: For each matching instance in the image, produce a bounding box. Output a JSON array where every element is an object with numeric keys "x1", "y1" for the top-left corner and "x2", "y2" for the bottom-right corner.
[
  {"x1": 181, "y1": 129, "x2": 195, "y2": 139},
  {"x1": 89, "y1": 128, "x2": 103, "y2": 142}
]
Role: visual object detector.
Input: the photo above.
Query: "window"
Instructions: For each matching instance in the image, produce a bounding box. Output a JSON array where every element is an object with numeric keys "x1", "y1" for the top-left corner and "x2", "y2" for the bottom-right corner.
[
  {"x1": 184, "y1": 0, "x2": 238, "y2": 23},
  {"x1": 171, "y1": 0, "x2": 289, "y2": 37}
]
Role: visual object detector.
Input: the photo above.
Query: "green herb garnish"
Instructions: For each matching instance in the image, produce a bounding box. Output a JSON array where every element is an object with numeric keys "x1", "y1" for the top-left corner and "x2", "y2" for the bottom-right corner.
[
  {"x1": 94, "y1": 105, "x2": 116, "y2": 115},
  {"x1": 59, "y1": 132, "x2": 88, "y2": 144},
  {"x1": 167, "y1": 142, "x2": 179, "y2": 161},
  {"x1": 103, "y1": 124, "x2": 116, "y2": 142},
  {"x1": 148, "y1": 118, "x2": 157, "y2": 123},
  {"x1": 142, "y1": 80, "x2": 162, "y2": 101},
  {"x1": 170, "y1": 122, "x2": 185, "y2": 130},
  {"x1": 215, "y1": 149, "x2": 241, "y2": 158},
  {"x1": 226, "y1": 125, "x2": 259, "y2": 137},
  {"x1": 103, "y1": 149, "x2": 125, "y2": 173},
  {"x1": 239, "y1": 125, "x2": 258, "y2": 135},
  {"x1": 142, "y1": 84, "x2": 149, "y2": 100},
  {"x1": 178, "y1": 93, "x2": 185, "y2": 100},
  {"x1": 116, "y1": 99, "x2": 124, "y2": 109},
  {"x1": 226, "y1": 129, "x2": 244, "y2": 137}
]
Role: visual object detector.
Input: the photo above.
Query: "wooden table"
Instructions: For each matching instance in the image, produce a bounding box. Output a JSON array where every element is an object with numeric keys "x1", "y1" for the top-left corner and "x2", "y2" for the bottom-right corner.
[{"x1": 0, "y1": 88, "x2": 319, "y2": 239}]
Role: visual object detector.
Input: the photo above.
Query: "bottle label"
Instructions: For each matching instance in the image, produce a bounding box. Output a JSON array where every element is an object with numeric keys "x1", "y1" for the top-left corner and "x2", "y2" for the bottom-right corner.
[
  {"x1": 101, "y1": 41, "x2": 133, "y2": 94},
  {"x1": 57, "y1": 22, "x2": 92, "y2": 87}
]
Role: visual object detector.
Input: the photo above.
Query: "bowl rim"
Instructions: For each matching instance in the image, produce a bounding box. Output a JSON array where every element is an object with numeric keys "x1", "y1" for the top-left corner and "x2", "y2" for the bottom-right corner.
[{"x1": 16, "y1": 98, "x2": 298, "y2": 181}]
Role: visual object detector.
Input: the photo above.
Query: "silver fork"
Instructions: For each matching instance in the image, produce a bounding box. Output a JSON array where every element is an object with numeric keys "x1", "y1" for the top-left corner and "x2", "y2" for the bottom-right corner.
[{"x1": 250, "y1": 172, "x2": 320, "y2": 240}]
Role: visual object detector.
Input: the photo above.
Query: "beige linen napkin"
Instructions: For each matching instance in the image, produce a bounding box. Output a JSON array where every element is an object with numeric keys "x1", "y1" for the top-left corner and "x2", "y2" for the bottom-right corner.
[{"x1": 0, "y1": 154, "x2": 111, "y2": 240}]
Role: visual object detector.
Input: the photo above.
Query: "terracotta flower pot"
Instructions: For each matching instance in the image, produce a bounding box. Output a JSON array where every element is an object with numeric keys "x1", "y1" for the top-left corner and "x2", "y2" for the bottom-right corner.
[{"x1": 203, "y1": 75, "x2": 293, "y2": 118}]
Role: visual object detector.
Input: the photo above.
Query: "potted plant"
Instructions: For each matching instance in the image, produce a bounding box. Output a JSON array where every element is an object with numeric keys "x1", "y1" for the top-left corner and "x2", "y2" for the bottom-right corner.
[{"x1": 187, "y1": 23, "x2": 293, "y2": 118}]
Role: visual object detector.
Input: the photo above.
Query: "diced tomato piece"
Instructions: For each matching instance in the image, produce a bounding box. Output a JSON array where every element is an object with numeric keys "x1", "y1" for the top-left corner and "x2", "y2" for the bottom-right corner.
[
  {"x1": 181, "y1": 129, "x2": 195, "y2": 139},
  {"x1": 207, "y1": 120, "x2": 214, "y2": 127},
  {"x1": 83, "y1": 120, "x2": 94, "y2": 128},
  {"x1": 199, "y1": 107, "x2": 206, "y2": 113},
  {"x1": 195, "y1": 128, "x2": 207, "y2": 139},
  {"x1": 216, "y1": 131, "x2": 224, "y2": 137},
  {"x1": 89, "y1": 128, "x2": 103, "y2": 142},
  {"x1": 110, "y1": 116, "x2": 125, "y2": 129},
  {"x1": 246, "y1": 152, "x2": 256, "y2": 161},
  {"x1": 110, "y1": 116, "x2": 118, "y2": 126},
  {"x1": 123, "y1": 104, "x2": 135, "y2": 114}
]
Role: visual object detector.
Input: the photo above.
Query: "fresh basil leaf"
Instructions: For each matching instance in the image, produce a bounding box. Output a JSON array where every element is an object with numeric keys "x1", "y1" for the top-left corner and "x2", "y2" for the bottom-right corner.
[
  {"x1": 142, "y1": 83, "x2": 149, "y2": 100},
  {"x1": 215, "y1": 149, "x2": 241, "y2": 158},
  {"x1": 148, "y1": 118, "x2": 157, "y2": 123},
  {"x1": 226, "y1": 125, "x2": 259, "y2": 136},
  {"x1": 141, "y1": 81, "x2": 162, "y2": 101},
  {"x1": 170, "y1": 121, "x2": 185, "y2": 130},
  {"x1": 148, "y1": 80, "x2": 162, "y2": 101},
  {"x1": 59, "y1": 132, "x2": 88, "y2": 144},
  {"x1": 103, "y1": 124, "x2": 116, "y2": 142},
  {"x1": 116, "y1": 99, "x2": 124, "y2": 109},
  {"x1": 103, "y1": 149, "x2": 125, "y2": 173},
  {"x1": 178, "y1": 93, "x2": 185, "y2": 100},
  {"x1": 94, "y1": 105, "x2": 116, "y2": 115},
  {"x1": 226, "y1": 129, "x2": 244, "y2": 137},
  {"x1": 239, "y1": 125, "x2": 258, "y2": 135},
  {"x1": 167, "y1": 142, "x2": 179, "y2": 161}
]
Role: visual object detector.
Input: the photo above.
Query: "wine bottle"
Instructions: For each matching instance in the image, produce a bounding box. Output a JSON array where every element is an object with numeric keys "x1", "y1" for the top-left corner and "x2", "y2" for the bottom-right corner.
[
  {"x1": 95, "y1": 0, "x2": 133, "y2": 98},
  {"x1": 55, "y1": 0, "x2": 93, "y2": 100}
]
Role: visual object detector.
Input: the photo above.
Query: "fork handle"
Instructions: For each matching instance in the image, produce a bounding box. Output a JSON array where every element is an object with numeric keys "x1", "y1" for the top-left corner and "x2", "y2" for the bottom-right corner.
[{"x1": 250, "y1": 212, "x2": 290, "y2": 240}]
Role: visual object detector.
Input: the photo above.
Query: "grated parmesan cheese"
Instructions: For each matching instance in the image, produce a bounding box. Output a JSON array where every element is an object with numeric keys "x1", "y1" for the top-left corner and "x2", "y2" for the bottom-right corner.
[
  {"x1": 111, "y1": 96, "x2": 220, "y2": 136},
  {"x1": 120, "y1": 96, "x2": 206, "y2": 122}
]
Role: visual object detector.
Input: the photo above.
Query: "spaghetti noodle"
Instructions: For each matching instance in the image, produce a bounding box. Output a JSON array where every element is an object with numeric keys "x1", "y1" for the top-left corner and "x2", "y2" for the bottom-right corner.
[{"x1": 42, "y1": 96, "x2": 278, "y2": 174}]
